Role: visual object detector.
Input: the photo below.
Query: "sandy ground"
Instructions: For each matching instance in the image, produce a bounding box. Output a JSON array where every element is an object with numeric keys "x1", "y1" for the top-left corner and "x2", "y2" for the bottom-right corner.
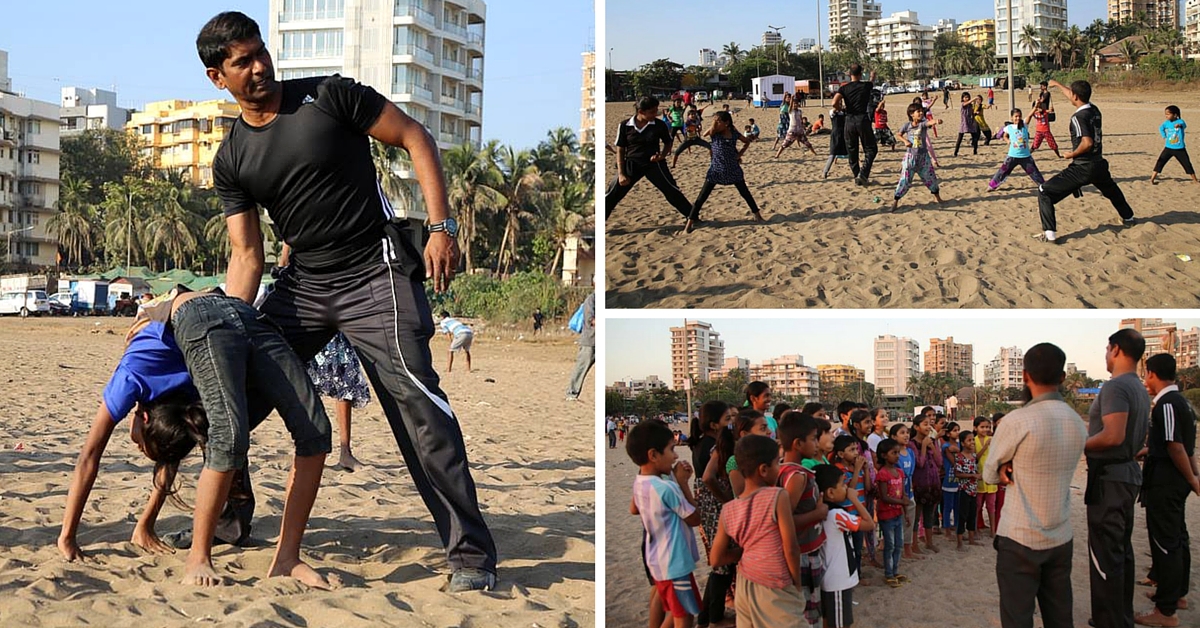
[
  {"x1": 0, "y1": 317, "x2": 594, "y2": 628},
  {"x1": 604, "y1": 89, "x2": 1200, "y2": 308},
  {"x1": 606, "y1": 434, "x2": 1200, "y2": 628}
]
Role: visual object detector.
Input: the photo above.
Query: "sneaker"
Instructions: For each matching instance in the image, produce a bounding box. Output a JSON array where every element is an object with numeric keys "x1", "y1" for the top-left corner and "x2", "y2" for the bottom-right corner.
[
  {"x1": 449, "y1": 568, "x2": 496, "y2": 592},
  {"x1": 1123, "y1": 217, "x2": 1137, "y2": 227}
]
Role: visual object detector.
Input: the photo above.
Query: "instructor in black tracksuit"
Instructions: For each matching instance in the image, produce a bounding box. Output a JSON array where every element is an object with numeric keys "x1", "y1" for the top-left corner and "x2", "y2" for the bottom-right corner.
[
  {"x1": 830, "y1": 63, "x2": 878, "y2": 187},
  {"x1": 1036, "y1": 79, "x2": 1135, "y2": 244},
  {"x1": 196, "y1": 12, "x2": 496, "y2": 592},
  {"x1": 1137, "y1": 354, "x2": 1198, "y2": 628},
  {"x1": 605, "y1": 96, "x2": 694, "y2": 223}
]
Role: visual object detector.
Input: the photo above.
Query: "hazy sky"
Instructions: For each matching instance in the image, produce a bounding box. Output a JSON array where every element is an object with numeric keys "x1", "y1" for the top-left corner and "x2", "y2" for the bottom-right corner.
[
  {"x1": 1, "y1": 0, "x2": 593, "y2": 149},
  {"x1": 606, "y1": 316, "x2": 1200, "y2": 386},
  {"x1": 605, "y1": 0, "x2": 1107, "y2": 70}
]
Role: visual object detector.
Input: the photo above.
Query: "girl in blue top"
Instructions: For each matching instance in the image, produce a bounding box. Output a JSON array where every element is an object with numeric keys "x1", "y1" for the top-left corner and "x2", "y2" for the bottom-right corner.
[
  {"x1": 987, "y1": 108, "x2": 1046, "y2": 191},
  {"x1": 1151, "y1": 105, "x2": 1198, "y2": 185}
]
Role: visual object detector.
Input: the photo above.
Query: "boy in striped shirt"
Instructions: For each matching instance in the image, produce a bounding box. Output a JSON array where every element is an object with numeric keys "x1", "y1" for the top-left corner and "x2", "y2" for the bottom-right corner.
[
  {"x1": 832, "y1": 434, "x2": 872, "y2": 578},
  {"x1": 438, "y1": 311, "x2": 475, "y2": 373},
  {"x1": 815, "y1": 464, "x2": 875, "y2": 628}
]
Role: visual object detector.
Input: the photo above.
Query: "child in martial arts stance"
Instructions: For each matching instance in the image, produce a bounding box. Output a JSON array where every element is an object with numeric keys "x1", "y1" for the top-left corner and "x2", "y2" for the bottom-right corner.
[
  {"x1": 987, "y1": 109, "x2": 1046, "y2": 191},
  {"x1": 685, "y1": 111, "x2": 763, "y2": 233},
  {"x1": 1151, "y1": 105, "x2": 1198, "y2": 185},
  {"x1": 892, "y1": 104, "x2": 945, "y2": 212},
  {"x1": 1029, "y1": 102, "x2": 1061, "y2": 158},
  {"x1": 874, "y1": 98, "x2": 896, "y2": 151}
]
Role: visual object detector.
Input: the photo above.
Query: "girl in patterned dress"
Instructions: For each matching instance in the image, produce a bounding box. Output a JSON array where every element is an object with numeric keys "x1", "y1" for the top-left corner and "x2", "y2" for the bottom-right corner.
[
  {"x1": 892, "y1": 103, "x2": 946, "y2": 212},
  {"x1": 685, "y1": 111, "x2": 764, "y2": 233},
  {"x1": 306, "y1": 332, "x2": 372, "y2": 471}
]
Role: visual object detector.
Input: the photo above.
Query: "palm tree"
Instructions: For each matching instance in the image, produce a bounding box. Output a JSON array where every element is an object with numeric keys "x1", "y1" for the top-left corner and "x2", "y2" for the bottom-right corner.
[
  {"x1": 722, "y1": 42, "x2": 746, "y2": 63},
  {"x1": 144, "y1": 181, "x2": 202, "y2": 270},
  {"x1": 101, "y1": 177, "x2": 151, "y2": 267},
  {"x1": 493, "y1": 145, "x2": 544, "y2": 275},
  {"x1": 443, "y1": 140, "x2": 504, "y2": 273},
  {"x1": 47, "y1": 175, "x2": 97, "y2": 269},
  {"x1": 1019, "y1": 25, "x2": 1041, "y2": 59},
  {"x1": 1047, "y1": 29, "x2": 1070, "y2": 69},
  {"x1": 371, "y1": 139, "x2": 414, "y2": 217},
  {"x1": 204, "y1": 205, "x2": 275, "y2": 274},
  {"x1": 1118, "y1": 38, "x2": 1144, "y2": 70},
  {"x1": 541, "y1": 179, "x2": 591, "y2": 275}
]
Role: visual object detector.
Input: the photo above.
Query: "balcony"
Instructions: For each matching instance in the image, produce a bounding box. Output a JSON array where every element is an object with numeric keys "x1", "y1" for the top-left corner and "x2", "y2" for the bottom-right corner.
[
  {"x1": 278, "y1": 8, "x2": 345, "y2": 22},
  {"x1": 393, "y1": 81, "x2": 436, "y2": 103},
  {"x1": 467, "y1": 31, "x2": 484, "y2": 47},
  {"x1": 394, "y1": 43, "x2": 437, "y2": 65},
  {"x1": 443, "y1": 21, "x2": 468, "y2": 40},
  {"x1": 395, "y1": 2, "x2": 438, "y2": 27},
  {"x1": 442, "y1": 58, "x2": 467, "y2": 75}
]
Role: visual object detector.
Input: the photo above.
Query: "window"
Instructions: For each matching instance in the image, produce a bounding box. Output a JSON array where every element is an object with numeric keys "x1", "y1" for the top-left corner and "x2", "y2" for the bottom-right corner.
[
  {"x1": 281, "y1": 29, "x2": 344, "y2": 59},
  {"x1": 217, "y1": 117, "x2": 237, "y2": 129},
  {"x1": 24, "y1": 120, "x2": 41, "y2": 134},
  {"x1": 282, "y1": 0, "x2": 344, "y2": 20},
  {"x1": 25, "y1": 150, "x2": 39, "y2": 164},
  {"x1": 176, "y1": 119, "x2": 195, "y2": 132},
  {"x1": 141, "y1": 124, "x2": 154, "y2": 134},
  {"x1": 280, "y1": 67, "x2": 340, "y2": 80}
]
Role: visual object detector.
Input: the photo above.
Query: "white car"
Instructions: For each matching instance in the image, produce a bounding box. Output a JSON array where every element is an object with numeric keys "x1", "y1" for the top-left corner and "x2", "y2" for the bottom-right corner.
[{"x1": 0, "y1": 290, "x2": 50, "y2": 317}]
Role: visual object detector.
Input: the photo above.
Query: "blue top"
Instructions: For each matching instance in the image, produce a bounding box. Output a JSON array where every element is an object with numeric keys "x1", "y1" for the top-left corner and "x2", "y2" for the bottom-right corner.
[
  {"x1": 1161, "y1": 119, "x2": 1187, "y2": 149},
  {"x1": 102, "y1": 322, "x2": 197, "y2": 422},
  {"x1": 941, "y1": 442, "x2": 959, "y2": 489},
  {"x1": 632, "y1": 474, "x2": 700, "y2": 581},
  {"x1": 706, "y1": 131, "x2": 746, "y2": 185},
  {"x1": 440, "y1": 317, "x2": 472, "y2": 337},
  {"x1": 897, "y1": 446, "x2": 916, "y2": 498},
  {"x1": 1004, "y1": 124, "x2": 1032, "y2": 158}
]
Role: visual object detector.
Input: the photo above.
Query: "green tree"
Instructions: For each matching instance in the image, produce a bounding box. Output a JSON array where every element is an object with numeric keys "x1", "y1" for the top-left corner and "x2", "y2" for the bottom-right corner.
[
  {"x1": 59, "y1": 129, "x2": 150, "y2": 206},
  {"x1": 444, "y1": 140, "x2": 505, "y2": 273},
  {"x1": 1117, "y1": 38, "x2": 1144, "y2": 70},
  {"x1": 144, "y1": 181, "x2": 203, "y2": 270},
  {"x1": 606, "y1": 390, "x2": 629, "y2": 417},
  {"x1": 493, "y1": 145, "x2": 544, "y2": 275},
  {"x1": 1020, "y1": 24, "x2": 1041, "y2": 58},
  {"x1": 101, "y1": 177, "x2": 153, "y2": 267},
  {"x1": 371, "y1": 138, "x2": 414, "y2": 217},
  {"x1": 46, "y1": 175, "x2": 98, "y2": 269},
  {"x1": 722, "y1": 42, "x2": 747, "y2": 63},
  {"x1": 630, "y1": 59, "x2": 685, "y2": 96}
]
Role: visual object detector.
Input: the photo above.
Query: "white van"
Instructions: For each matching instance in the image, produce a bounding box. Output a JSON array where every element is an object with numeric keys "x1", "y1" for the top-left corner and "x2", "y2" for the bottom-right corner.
[{"x1": 0, "y1": 290, "x2": 50, "y2": 317}]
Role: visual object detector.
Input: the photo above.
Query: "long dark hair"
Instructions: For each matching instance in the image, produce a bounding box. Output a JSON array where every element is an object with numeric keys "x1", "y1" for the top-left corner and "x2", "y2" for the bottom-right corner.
[
  {"x1": 715, "y1": 409, "x2": 764, "y2": 477},
  {"x1": 745, "y1": 381, "x2": 769, "y2": 407},
  {"x1": 691, "y1": 400, "x2": 730, "y2": 443},
  {"x1": 1011, "y1": 108, "x2": 1025, "y2": 130},
  {"x1": 140, "y1": 391, "x2": 209, "y2": 508}
]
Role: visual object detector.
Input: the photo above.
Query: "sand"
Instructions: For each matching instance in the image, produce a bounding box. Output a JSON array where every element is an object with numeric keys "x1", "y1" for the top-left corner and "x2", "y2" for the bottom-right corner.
[
  {"x1": 604, "y1": 89, "x2": 1200, "y2": 308},
  {"x1": 605, "y1": 436, "x2": 1200, "y2": 628},
  {"x1": 0, "y1": 318, "x2": 594, "y2": 628}
]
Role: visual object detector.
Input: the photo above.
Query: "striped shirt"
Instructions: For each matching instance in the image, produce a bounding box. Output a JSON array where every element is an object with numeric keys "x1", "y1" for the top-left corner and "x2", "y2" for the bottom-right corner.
[
  {"x1": 982, "y1": 392, "x2": 1087, "y2": 550},
  {"x1": 720, "y1": 487, "x2": 792, "y2": 588},
  {"x1": 632, "y1": 474, "x2": 699, "y2": 581},
  {"x1": 835, "y1": 461, "x2": 867, "y2": 507},
  {"x1": 439, "y1": 317, "x2": 472, "y2": 337}
]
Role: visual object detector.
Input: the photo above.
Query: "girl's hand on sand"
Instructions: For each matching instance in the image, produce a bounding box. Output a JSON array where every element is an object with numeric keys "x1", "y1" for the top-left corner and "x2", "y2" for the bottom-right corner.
[
  {"x1": 131, "y1": 525, "x2": 175, "y2": 555},
  {"x1": 57, "y1": 536, "x2": 85, "y2": 562}
]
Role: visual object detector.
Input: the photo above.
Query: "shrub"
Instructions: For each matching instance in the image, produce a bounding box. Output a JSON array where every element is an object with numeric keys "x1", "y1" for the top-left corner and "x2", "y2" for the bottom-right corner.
[{"x1": 426, "y1": 272, "x2": 591, "y2": 325}]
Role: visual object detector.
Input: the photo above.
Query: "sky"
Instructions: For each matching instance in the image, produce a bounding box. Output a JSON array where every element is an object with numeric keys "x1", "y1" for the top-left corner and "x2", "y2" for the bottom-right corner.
[
  {"x1": 606, "y1": 316, "x2": 1200, "y2": 386},
  {"x1": 605, "y1": 0, "x2": 1107, "y2": 70},
  {"x1": 0, "y1": 0, "x2": 593, "y2": 149}
]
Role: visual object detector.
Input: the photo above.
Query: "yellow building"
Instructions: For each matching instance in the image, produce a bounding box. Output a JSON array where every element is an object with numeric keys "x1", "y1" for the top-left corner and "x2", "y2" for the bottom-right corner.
[
  {"x1": 581, "y1": 51, "x2": 596, "y2": 145},
  {"x1": 126, "y1": 99, "x2": 243, "y2": 188},
  {"x1": 958, "y1": 19, "x2": 996, "y2": 48},
  {"x1": 817, "y1": 364, "x2": 866, "y2": 390}
]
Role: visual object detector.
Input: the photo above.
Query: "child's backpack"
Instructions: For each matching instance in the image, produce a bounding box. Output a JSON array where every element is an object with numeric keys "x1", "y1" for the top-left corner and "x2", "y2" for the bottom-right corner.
[{"x1": 568, "y1": 302, "x2": 586, "y2": 333}]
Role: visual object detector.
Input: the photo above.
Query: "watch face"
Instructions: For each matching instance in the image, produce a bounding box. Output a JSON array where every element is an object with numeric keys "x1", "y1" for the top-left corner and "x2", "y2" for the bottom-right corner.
[{"x1": 444, "y1": 218, "x2": 459, "y2": 237}]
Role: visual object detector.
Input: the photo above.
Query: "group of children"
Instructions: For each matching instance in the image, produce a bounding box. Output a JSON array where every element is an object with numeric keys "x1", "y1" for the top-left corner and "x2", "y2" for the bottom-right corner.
[{"x1": 628, "y1": 401, "x2": 1009, "y2": 628}]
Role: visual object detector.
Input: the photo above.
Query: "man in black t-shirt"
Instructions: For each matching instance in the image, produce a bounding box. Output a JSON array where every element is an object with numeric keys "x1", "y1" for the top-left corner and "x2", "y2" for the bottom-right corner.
[
  {"x1": 831, "y1": 64, "x2": 879, "y2": 186},
  {"x1": 1035, "y1": 79, "x2": 1134, "y2": 244},
  {"x1": 196, "y1": 12, "x2": 496, "y2": 592},
  {"x1": 1138, "y1": 354, "x2": 1199, "y2": 627},
  {"x1": 604, "y1": 96, "x2": 695, "y2": 225}
]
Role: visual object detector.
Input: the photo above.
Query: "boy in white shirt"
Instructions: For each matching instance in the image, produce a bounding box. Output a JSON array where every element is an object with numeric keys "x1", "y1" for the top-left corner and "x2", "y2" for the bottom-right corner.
[{"x1": 815, "y1": 464, "x2": 876, "y2": 628}]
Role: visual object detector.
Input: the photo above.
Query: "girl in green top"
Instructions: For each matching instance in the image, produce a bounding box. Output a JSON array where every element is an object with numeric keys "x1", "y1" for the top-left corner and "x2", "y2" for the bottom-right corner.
[{"x1": 801, "y1": 418, "x2": 835, "y2": 470}]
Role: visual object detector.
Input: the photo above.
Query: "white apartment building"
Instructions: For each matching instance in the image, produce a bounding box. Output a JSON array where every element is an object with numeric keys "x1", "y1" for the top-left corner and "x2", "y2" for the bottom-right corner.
[
  {"x1": 866, "y1": 11, "x2": 936, "y2": 78},
  {"x1": 995, "y1": 0, "x2": 1068, "y2": 59},
  {"x1": 830, "y1": 0, "x2": 883, "y2": 46},
  {"x1": 934, "y1": 18, "x2": 958, "y2": 36},
  {"x1": 609, "y1": 375, "x2": 669, "y2": 398},
  {"x1": 699, "y1": 48, "x2": 718, "y2": 66},
  {"x1": 269, "y1": 0, "x2": 485, "y2": 223},
  {"x1": 0, "y1": 90, "x2": 61, "y2": 267},
  {"x1": 762, "y1": 30, "x2": 783, "y2": 47},
  {"x1": 712, "y1": 356, "x2": 751, "y2": 379},
  {"x1": 984, "y1": 346, "x2": 1024, "y2": 390},
  {"x1": 0, "y1": 51, "x2": 11, "y2": 93},
  {"x1": 60, "y1": 87, "x2": 131, "y2": 136},
  {"x1": 749, "y1": 355, "x2": 821, "y2": 401},
  {"x1": 670, "y1": 320, "x2": 726, "y2": 389},
  {"x1": 875, "y1": 335, "x2": 920, "y2": 395},
  {"x1": 1187, "y1": 0, "x2": 1200, "y2": 60},
  {"x1": 797, "y1": 38, "x2": 817, "y2": 52}
]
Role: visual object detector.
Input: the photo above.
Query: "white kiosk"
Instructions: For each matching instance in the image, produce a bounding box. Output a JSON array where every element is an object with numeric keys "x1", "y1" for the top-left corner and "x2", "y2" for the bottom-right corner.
[{"x1": 752, "y1": 74, "x2": 795, "y2": 107}]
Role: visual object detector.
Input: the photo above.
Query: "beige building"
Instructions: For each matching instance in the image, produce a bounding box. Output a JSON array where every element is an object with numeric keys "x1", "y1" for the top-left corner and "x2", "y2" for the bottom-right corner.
[
  {"x1": 996, "y1": 0, "x2": 1068, "y2": 59},
  {"x1": 1187, "y1": 0, "x2": 1200, "y2": 60},
  {"x1": 1110, "y1": 0, "x2": 1178, "y2": 28},
  {"x1": 609, "y1": 375, "x2": 668, "y2": 398},
  {"x1": 581, "y1": 51, "x2": 595, "y2": 145},
  {"x1": 984, "y1": 346, "x2": 1024, "y2": 390},
  {"x1": 875, "y1": 335, "x2": 920, "y2": 395},
  {"x1": 830, "y1": 0, "x2": 883, "y2": 46},
  {"x1": 1119, "y1": 318, "x2": 1200, "y2": 375},
  {"x1": 712, "y1": 356, "x2": 751, "y2": 380},
  {"x1": 126, "y1": 99, "x2": 242, "y2": 188},
  {"x1": 818, "y1": 364, "x2": 866, "y2": 390},
  {"x1": 1178, "y1": 326, "x2": 1199, "y2": 369},
  {"x1": 866, "y1": 11, "x2": 936, "y2": 78},
  {"x1": 670, "y1": 320, "x2": 726, "y2": 390},
  {"x1": 749, "y1": 355, "x2": 821, "y2": 401},
  {"x1": 925, "y1": 336, "x2": 973, "y2": 378},
  {"x1": 1, "y1": 77, "x2": 61, "y2": 268},
  {"x1": 958, "y1": 19, "x2": 996, "y2": 48}
]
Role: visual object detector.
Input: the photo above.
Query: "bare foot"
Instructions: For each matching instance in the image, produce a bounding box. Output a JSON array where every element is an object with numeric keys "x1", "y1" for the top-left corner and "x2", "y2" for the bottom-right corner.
[
  {"x1": 182, "y1": 556, "x2": 224, "y2": 587},
  {"x1": 336, "y1": 451, "x2": 364, "y2": 472},
  {"x1": 924, "y1": 543, "x2": 940, "y2": 554},
  {"x1": 969, "y1": 540, "x2": 985, "y2": 547},
  {"x1": 268, "y1": 556, "x2": 331, "y2": 590}
]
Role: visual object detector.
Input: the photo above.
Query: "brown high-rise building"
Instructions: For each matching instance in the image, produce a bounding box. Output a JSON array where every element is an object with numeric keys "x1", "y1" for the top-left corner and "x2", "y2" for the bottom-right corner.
[
  {"x1": 669, "y1": 320, "x2": 726, "y2": 390},
  {"x1": 924, "y1": 337, "x2": 974, "y2": 379},
  {"x1": 1120, "y1": 318, "x2": 1179, "y2": 376},
  {"x1": 1109, "y1": 0, "x2": 1178, "y2": 28}
]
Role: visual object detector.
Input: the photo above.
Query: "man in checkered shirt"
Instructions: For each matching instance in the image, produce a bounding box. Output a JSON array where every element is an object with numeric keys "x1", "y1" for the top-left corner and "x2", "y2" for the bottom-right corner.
[{"x1": 983, "y1": 343, "x2": 1087, "y2": 628}]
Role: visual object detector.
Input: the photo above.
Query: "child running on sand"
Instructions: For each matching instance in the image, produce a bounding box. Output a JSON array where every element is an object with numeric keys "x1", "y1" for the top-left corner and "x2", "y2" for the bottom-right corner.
[
  {"x1": 685, "y1": 110, "x2": 763, "y2": 233},
  {"x1": 779, "y1": 412, "x2": 830, "y2": 627},
  {"x1": 1029, "y1": 103, "x2": 1061, "y2": 157},
  {"x1": 775, "y1": 94, "x2": 819, "y2": 159},
  {"x1": 711, "y1": 434, "x2": 806, "y2": 628},
  {"x1": 1151, "y1": 105, "x2": 1198, "y2": 184},
  {"x1": 892, "y1": 103, "x2": 945, "y2": 212},
  {"x1": 629, "y1": 419, "x2": 703, "y2": 628},
  {"x1": 874, "y1": 438, "x2": 909, "y2": 587},
  {"x1": 815, "y1": 464, "x2": 875, "y2": 628},
  {"x1": 954, "y1": 92, "x2": 980, "y2": 156},
  {"x1": 954, "y1": 431, "x2": 983, "y2": 550},
  {"x1": 988, "y1": 108, "x2": 1046, "y2": 191},
  {"x1": 58, "y1": 288, "x2": 333, "y2": 588},
  {"x1": 873, "y1": 99, "x2": 896, "y2": 151}
]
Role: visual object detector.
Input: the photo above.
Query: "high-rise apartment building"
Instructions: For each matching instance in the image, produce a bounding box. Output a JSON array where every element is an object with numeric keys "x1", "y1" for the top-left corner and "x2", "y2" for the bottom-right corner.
[
  {"x1": 818, "y1": 364, "x2": 866, "y2": 390},
  {"x1": 984, "y1": 346, "x2": 1024, "y2": 390},
  {"x1": 60, "y1": 87, "x2": 131, "y2": 136},
  {"x1": 830, "y1": 0, "x2": 883, "y2": 45},
  {"x1": 126, "y1": 99, "x2": 243, "y2": 188},
  {"x1": 866, "y1": 11, "x2": 936, "y2": 78},
  {"x1": 1, "y1": 53, "x2": 61, "y2": 268},
  {"x1": 670, "y1": 320, "x2": 726, "y2": 389},
  {"x1": 996, "y1": 0, "x2": 1068, "y2": 59},
  {"x1": 712, "y1": 356, "x2": 751, "y2": 379},
  {"x1": 699, "y1": 48, "x2": 718, "y2": 66},
  {"x1": 269, "y1": 0, "x2": 485, "y2": 224},
  {"x1": 797, "y1": 38, "x2": 817, "y2": 52},
  {"x1": 934, "y1": 19, "x2": 959, "y2": 36},
  {"x1": 750, "y1": 355, "x2": 821, "y2": 401},
  {"x1": 581, "y1": 51, "x2": 595, "y2": 145},
  {"x1": 1186, "y1": 0, "x2": 1200, "y2": 60},
  {"x1": 762, "y1": 30, "x2": 783, "y2": 47},
  {"x1": 1120, "y1": 318, "x2": 1182, "y2": 375},
  {"x1": 925, "y1": 337, "x2": 974, "y2": 378},
  {"x1": 1178, "y1": 326, "x2": 1200, "y2": 369},
  {"x1": 608, "y1": 375, "x2": 669, "y2": 398},
  {"x1": 875, "y1": 335, "x2": 920, "y2": 395},
  {"x1": 0, "y1": 51, "x2": 10, "y2": 93},
  {"x1": 1110, "y1": 0, "x2": 1178, "y2": 28},
  {"x1": 958, "y1": 19, "x2": 996, "y2": 47}
]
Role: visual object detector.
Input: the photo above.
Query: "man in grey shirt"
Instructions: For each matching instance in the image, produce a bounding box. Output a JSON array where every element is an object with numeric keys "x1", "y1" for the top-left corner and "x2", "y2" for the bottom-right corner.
[
  {"x1": 1086, "y1": 328, "x2": 1151, "y2": 628},
  {"x1": 565, "y1": 290, "x2": 595, "y2": 401}
]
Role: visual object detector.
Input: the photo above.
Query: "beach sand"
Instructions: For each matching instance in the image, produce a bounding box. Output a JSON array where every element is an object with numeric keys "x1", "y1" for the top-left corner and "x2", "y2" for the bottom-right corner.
[
  {"x1": 604, "y1": 89, "x2": 1200, "y2": 308},
  {"x1": 0, "y1": 318, "x2": 594, "y2": 628},
  {"x1": 605, "y1": 436, "x2": 1200, "y2": 628}
]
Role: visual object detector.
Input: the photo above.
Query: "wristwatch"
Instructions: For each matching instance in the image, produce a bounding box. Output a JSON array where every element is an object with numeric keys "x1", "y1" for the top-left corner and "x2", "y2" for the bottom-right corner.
[{"x1": 428, "y1": 218, "x2": 459, "y2": 237}]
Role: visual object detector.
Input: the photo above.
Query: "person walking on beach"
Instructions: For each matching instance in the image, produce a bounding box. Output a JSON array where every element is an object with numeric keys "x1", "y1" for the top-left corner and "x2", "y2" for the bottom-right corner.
[
  {"x1": 197, "y1": 11, "x2": 496, "y2": 591},
  {"x1": 1035, "y1": 80, "x2": 1135, "y2": 245},
  {"x1": 954, "y1": 92, "x2": 980, "y2": 156},
  {"x1": 988, "y1": 109, "x2": 1045, "y2": 192},
  {"x1": 565, "y1": 290, "x2": 595, "y2": 401},
  {"x1": 1151, "y1": 105, "x2": 1198, "y2": 185},
  {"x1": 891, "y1": 103, "x2": 945, "y2": 212},
  {"x1": 987, "y1": 86, "x2": 995, "y2": 107},
  {"x1": 686, "y1": 111, "x2": 763, "y2": 233},
  {"x1": 1086, "y1": 329, "x2": 1151, "y2": 628},
  {"x1": 605, "y1": 97, "x2": 695, "y2": 224},
  {"x1": 607, "y1": 417, "x2": 617, "y2": 449},
  {"x1": 830, "y1": 64, "x2": 879, "y2": 187},
  {"x1": 982, "y1": 343, "x2": 1086, "y2": 628},
  {"x1": 943, "y1": 84, "x2": 951, "y2": 110},
  {"x1": 532, "y1": 308, "x2": 544, "y2": 333}
]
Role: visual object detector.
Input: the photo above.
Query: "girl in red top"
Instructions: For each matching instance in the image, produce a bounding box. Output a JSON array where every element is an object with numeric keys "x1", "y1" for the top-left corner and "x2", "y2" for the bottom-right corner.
[
  {"x1": 874, "y1": 438, "x2": 909, "y2": 587},
  {"x1": 1029, "y1": 103, "x2": 1061, "y2": 157},
  {"x1": 874, "y1": 99, "x2": 896, "y2": 150}
]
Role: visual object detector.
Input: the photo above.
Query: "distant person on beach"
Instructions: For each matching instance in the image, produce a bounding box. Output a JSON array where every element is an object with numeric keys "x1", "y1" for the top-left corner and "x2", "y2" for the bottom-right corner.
[
  {"x1": 1036, "y1": 81, "x2": 1052, "y2": 111},
  {"x1": 920, "y1": 91, "x2": 940, "y2": 138},
  {"x1": 672, "y1": 108, "x2": 711, "y2": 168},
  {"x1": 58, "y1": 289, "x2": 333, "y2": 589},
  {"x1": 830, "y1": 63, "x2": 879, "y2": 187},
  {"x1": 988, "y1": 109, "x2": 1045, "y2": 192},
  {"x1": 1151, "y1": 105, "x2": 1198, "y2": 185},
  {"x1": 1029, "y1": 102, "x2": 1061, "y2": 158},
  {"x1": 988, "y1": 86, "x2": 995, "y2": 107},
  {"x1": 954, "y1": 92, "x2": 980, "y2": 156},
  {"x1": 607, "y1": 417, "x2": 617, "y2": 449},
  {"x1": 565, "y1": 291, "x2": 595, "y2": 401},
  {"x1": 745, "y1": 118, "x2": 761, "y2": 141},
  {"x1": 891, "y1": 103, "x2": 945, "y2": 212},
  {"x1": 532, "y1": 308, "x2": 544, "y2": 333},
  {"x1": 943, "y1": 85, "x2": 952, "y2": 110},
  {"x1": 972, "y1": 95, "x2": 993, "y2": 146},
  {"x1": 438, "y1": 311, "x2": 474, "y2": 374},
  {"x1": 1035, "y1": 80, "x2": 1135, "y2": 245},
  {"x1": 775, "y1": 93, "x2": 819, "y2": 159},
  {"x1": 809, "y1": 113, "x2": 826, "y2": 135},
  {"x1": 605, "y1": 97, "x2": 695, "y2": 223},
  {"x1": 667, "y1": 98, "x2": 687, "y2": 143}
]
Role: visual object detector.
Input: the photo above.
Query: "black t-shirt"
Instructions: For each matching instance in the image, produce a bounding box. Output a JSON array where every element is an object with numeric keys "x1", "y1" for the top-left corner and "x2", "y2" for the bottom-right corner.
[
  {"x1": 838, "y1": 81, "x2": 875, "y2": 115},
  {"x1": 692, "y1": 434, "x2": 717, "y2": 477},
  {"x1": 1037, "y1": 90, "x2": 1052, "y2": 110},
  {"x1": 615, "y1": 116, "x2": 672, "y2": 165},
  {"x1": 213, "y1": 75, "x2": 390, "y2": 273},
  {"x1": 1069, "y1": 103, "x2": 1103, "y2": 163},
  {"x1": 1145, "y1": 389, "x2": 1197, "y2": 488}
]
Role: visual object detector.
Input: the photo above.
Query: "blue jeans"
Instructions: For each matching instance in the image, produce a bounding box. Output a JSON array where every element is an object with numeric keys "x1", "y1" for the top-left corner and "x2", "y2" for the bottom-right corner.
[
  {"x1": 942, "y1": 488, "x2": 959, "y2": 530},
  {"x1": 880, "y1": 516, "x2": 904, "y2": 578}
]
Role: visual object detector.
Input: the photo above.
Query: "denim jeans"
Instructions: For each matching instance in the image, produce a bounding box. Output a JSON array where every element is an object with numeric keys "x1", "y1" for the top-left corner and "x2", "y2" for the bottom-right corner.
[
  {"x1": 880, "y1": 516, "x2": 904, "y2": 578},
  {"x1": 172, "y1": 294, "x2": 331, "y2": 472}
]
